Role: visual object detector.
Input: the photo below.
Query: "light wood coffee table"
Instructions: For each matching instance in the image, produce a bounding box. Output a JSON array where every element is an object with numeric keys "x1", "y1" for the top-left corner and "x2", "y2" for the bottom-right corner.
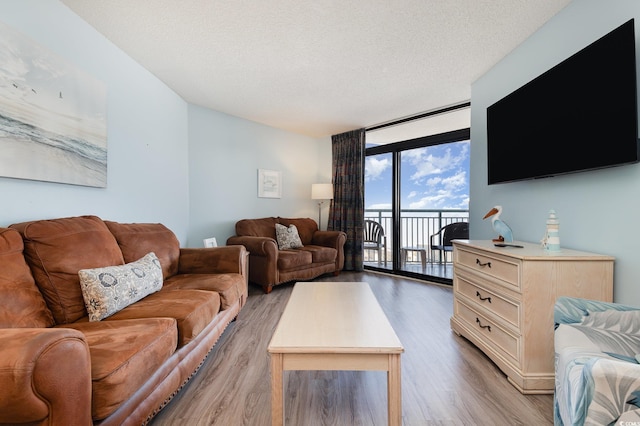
[{"x1": 268, "y1": 281, "x2": 404, "y2": 425}]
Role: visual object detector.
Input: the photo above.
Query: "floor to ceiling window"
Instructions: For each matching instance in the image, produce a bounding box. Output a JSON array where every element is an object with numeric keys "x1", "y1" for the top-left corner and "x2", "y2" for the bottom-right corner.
[{"x1": 364, "y1": 103, "x2": 470, "y2": 284}]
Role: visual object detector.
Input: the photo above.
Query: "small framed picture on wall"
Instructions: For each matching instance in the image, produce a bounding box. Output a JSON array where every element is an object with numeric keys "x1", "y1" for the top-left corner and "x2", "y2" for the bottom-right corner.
[{"x1": 258, "y1": 169, "x2": 281, "y2": 198}]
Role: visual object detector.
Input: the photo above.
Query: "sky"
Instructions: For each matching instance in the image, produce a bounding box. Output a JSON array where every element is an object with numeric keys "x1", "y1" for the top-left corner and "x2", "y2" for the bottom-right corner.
[
  {"x1": 365, "y1": 140, "x2": 470, "y2": 211},
  {"x1": 0, "y1": 20, "x2": 107, "y2": 145}
]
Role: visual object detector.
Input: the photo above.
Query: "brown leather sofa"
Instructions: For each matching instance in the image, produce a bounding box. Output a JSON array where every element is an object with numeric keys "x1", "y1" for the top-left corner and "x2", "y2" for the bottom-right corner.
[
  {"x1": 0, "y1": 215, "x2": 248, "y2": 426},
  {"x1": 227, "y1": 217, "x2": 346, "y2": 294}
]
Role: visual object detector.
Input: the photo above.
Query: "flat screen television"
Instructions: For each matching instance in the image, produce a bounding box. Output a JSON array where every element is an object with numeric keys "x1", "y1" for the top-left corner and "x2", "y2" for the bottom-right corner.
[{"x1": 487, "y1": 19, "x2": 640, "y2": 185}]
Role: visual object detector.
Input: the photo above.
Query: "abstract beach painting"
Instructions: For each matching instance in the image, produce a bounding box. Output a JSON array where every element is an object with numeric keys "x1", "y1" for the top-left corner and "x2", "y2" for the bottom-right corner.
[{"x1": 0, "y1": 21, "x2": 107, "y2": 187}]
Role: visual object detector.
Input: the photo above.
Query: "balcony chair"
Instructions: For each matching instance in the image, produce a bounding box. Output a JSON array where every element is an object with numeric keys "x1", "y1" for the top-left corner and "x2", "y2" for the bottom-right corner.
[
  {"x1": 363, "y1": 219, "x2": 387, "y2": 266},
  {"x1": 429, "y1": 222, "x2": 469, "y2": 264}
]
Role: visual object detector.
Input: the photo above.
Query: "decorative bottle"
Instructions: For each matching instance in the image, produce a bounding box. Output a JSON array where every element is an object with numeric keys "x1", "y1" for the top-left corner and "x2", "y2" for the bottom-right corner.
[{"x1": 545, "y1": 209, "x2": 560, "y2": 252}]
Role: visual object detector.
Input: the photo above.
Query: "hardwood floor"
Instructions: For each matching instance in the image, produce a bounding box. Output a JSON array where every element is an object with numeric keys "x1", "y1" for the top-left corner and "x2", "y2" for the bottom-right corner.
[{"x1": 151, "y1": 272, "x2": 553, "y2": 425}]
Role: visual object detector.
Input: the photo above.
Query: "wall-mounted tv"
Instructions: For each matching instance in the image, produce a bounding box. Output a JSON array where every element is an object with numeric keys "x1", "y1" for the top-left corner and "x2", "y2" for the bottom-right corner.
[{"x1": 487, "y1": 19, "x2": 640, "y2": 185}]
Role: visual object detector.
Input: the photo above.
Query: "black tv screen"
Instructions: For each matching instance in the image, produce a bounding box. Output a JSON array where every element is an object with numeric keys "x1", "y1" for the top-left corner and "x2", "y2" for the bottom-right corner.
[{"x1": 487, "y1": 19, "x2": 640, "y2": 185}]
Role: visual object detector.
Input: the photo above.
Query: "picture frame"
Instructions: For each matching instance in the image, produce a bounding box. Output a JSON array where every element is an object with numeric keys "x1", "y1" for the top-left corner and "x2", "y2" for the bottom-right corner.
[
  {"x1": 0, "y1": 21, "x2": 108, "y2": 188},
  {"x1": 258, "y1": 169, "x2": 282, "y2": 198},
  {"x1": 203, "y1": 237, "x2": 218, "y2": 248}
]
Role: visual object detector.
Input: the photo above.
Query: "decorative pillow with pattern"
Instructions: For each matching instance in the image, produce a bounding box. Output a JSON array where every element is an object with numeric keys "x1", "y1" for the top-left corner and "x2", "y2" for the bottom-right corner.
[
  {"x1": 275, "y1": 223, "x2": 304, "y2": 250},
  {"x1": 79, "y1": 252, "x2": 163, "y2": 321}
]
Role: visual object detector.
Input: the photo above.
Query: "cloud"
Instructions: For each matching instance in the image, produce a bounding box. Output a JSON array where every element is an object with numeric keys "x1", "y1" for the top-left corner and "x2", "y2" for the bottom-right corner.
[
  {"x1": 407, "y1": 142, "x2": 469, "y2": 182},
  {"x1": 426, "y1": 176, "x2": 442, "y2": 186},
  {"x1": 408, "y1": 191, "x2": 450, "y2": 209},
  {"x1": 441, "y1": 170, "x2": 467, "y2": 190},
  {"x1": 365, "y1": 156, "x2": 391, "y2": 182},
  {"x1": 368, "y1": 203, "x2": 392, "y2": 210}
]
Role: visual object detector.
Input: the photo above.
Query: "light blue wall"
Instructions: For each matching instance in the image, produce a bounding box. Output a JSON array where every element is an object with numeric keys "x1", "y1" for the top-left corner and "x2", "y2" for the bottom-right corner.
[
  {"x1": 187, "y1": 105, "x2": 332, "y2": 247},
  {"x1": 471, "y1": 0, "x2": 640, "y2": 304},
  {"x1": 0, "y1": 1, "x2": 332, "y2": 248},
  {"x1": 0, "y1": 1, "x2": 190, "y2": 241}
]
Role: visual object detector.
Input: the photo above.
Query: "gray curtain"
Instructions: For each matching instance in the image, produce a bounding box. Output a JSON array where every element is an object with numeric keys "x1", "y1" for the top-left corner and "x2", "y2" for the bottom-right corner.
[{"x1": 328, "y1": 128, "x2": 365, "y2": 271}]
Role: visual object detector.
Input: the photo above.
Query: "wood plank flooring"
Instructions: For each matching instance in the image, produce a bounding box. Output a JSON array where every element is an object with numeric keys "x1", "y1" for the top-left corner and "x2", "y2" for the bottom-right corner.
[{"x1": 151, "y1": 271, "x2": 553, "y2": 425}]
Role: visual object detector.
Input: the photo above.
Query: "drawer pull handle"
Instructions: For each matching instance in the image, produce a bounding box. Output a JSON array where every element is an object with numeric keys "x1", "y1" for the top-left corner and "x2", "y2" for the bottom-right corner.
[
  {"x1": 476, "y1": 291, "x2": 492, "y2": 303},
  {"x1": 476, "y1": 258, "x2": 492, "y2": 268},
  {"x1": 476, "y1": 317, "x2": 491, "y2": 332}
]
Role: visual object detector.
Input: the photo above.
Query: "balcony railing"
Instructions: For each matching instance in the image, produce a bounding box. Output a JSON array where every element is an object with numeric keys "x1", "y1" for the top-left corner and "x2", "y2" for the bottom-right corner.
[{"x1": 364, "y1": 208, "x2": 469, "y2": 265}]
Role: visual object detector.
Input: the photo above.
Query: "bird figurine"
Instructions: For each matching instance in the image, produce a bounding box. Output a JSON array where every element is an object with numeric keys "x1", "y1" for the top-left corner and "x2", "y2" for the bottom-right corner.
[{"x1": 483, "y1": 205, "x2": 514, "y2": 243}]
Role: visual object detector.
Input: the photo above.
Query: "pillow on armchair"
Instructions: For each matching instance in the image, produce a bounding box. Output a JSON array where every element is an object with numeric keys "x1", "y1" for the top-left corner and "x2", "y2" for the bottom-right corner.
[{"x1": 275, "y1": 223, "x2": 303, "y2": 249}]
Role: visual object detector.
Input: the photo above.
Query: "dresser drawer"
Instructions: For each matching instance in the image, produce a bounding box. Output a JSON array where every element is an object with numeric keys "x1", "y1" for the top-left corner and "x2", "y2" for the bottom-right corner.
[
  {"x1": 455, "y1": 247, "x2": 520, "y2": 289},
  {"x1": 455, "y1": 299, "x2": 520, "y2": 366},
  {"x1": 456, "y1": 273, "x2": 520, "y2": 329}
]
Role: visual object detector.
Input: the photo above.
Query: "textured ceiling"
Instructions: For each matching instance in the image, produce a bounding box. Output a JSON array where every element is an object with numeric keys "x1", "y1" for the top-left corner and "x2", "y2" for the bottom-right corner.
[{"x1": 61, "y1": 0, "x2": 571, "y2": 138}]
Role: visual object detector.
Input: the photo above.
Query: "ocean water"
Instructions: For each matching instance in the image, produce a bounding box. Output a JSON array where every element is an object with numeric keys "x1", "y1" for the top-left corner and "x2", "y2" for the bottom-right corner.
[{"x1": 0, "y1": 113, "x2": 107, "y2": 187}]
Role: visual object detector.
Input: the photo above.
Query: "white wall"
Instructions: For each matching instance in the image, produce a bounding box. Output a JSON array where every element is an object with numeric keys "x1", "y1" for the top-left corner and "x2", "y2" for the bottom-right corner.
[
  {"x1": 187, "y1": 105, "x2": 332, "y2": 247},
  {"x1": 471, "y1": 0, "x2": 640, "y2": 304},
  {"x1": 0, "y1": 1, "x2": 190, "y2": 242}
]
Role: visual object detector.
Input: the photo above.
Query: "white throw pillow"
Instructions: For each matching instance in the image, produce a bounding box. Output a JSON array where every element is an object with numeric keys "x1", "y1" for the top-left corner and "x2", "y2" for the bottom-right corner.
[
  {"x1": 79, "y1": 252, "x2": 163, "y2": 321},
  {"x1": 275, "y1": 223, "x2": 303, "y2": 249}
]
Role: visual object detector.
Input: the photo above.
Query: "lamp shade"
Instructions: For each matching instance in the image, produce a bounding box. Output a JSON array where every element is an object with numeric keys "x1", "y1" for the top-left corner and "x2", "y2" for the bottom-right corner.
[{"x1": 311, "y1": 183, "x2": 333, "y2": 200}]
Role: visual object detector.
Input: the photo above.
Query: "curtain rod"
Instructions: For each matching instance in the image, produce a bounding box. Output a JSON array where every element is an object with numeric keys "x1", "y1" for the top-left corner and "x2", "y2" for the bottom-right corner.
[{"x1": 366, "y1": 101, "x2": 471, "y2": 132}]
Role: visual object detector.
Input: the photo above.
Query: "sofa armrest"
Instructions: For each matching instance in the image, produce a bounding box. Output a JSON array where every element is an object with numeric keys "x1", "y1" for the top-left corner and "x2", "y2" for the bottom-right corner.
[
  {"x1": 227, "y1": 236, "x2": 280, "y2": 290},
  {"x1": 311, "y1": 230, "x2": 347, "y2": 249},
  {"x1": 0, "y1": 327, "x2": 92, "y2": 426},
  {"x1": 554, "y1": 296, "x2": 640, "y2": 326},
  {"x1": 178, "y1": 245, "x2": 247, "y2": 275},
  {"x1": 226, "y1": 235, "x2": 279, "y2": 257}
]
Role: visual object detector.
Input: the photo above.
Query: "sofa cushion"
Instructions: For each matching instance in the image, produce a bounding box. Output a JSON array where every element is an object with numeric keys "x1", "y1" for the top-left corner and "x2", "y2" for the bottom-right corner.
[
  {"x1": 164, "y1": 273, "x2": 245, "y2": 310},
  {"x1": 0, "y1": 228, "x2": 54, "y2": 328},
  {"x1": 298, "y1": 245, "x2": 337, "y2": 263},
  {"x1": 235, "y1": 217, "x2": 278, "y2": 239},
  {"x1": 79, "y1": 252, "x2": 163, "y2": 322},
  {"x1": 278, "y1": 217, "x2": 318, "y2": 245},
  {"x1": 275, "y1": 223, "x2": 303, "y2": 249},
  {"x1": 105, "y1": 221, "x2": 180, "y2": 279},
  {"x1": 60, "y1": 318, "x2": 177, "y2": 421},
  {"x1": 102, "y1": 289, "x2": 220, "y2": 347},
  {"x1": 10, "y1": 216, "x2": 125, "y2": 325},
  {"x1": 277, "y1": 250, "x2": 313, "y2": 270}
]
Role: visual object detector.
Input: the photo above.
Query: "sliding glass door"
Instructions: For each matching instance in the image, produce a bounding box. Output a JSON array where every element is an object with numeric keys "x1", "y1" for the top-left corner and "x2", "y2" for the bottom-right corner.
[
  {"x1": 397, "y1": 142, "x2": 470, "y2": 281},
  {"x1": 364, "y1": 152, "x2": 393, "y2": 271},
  {"x1": 364, "y1": 105, "x2": 470, "y2": 284}
]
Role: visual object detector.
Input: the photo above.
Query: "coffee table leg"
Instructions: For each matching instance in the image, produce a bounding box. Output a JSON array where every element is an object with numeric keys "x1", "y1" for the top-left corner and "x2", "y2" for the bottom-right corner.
[
  {"x1": 388, "y1": 354, "x2": 402, "y2": 426},
  {"x1": 271, "y1": 353, "x2": 284, "y2": 426}
]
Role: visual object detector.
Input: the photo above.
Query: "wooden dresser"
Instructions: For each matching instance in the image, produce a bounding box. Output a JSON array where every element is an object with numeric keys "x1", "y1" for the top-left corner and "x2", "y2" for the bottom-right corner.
[{"x1": 450, "y1": 240, "x2": 614, "y2": 394}]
